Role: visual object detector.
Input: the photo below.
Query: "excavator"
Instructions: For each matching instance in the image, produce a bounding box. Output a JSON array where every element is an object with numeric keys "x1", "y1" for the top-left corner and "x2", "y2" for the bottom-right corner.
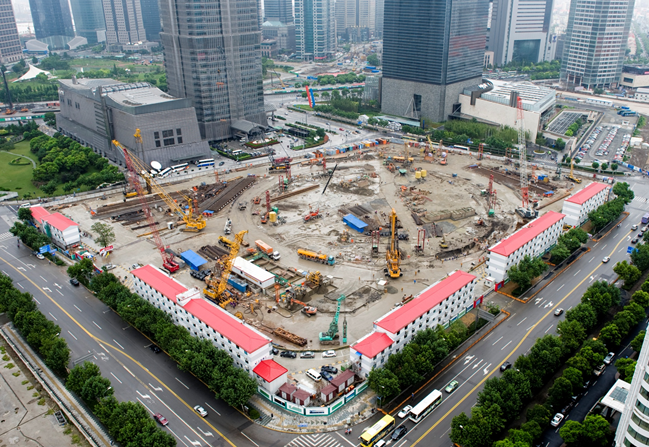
[
  {"x1": 204, "y1": 230, "x2": 247, "y2": 308},
  {"x1": 289, "y1": 297, "x2": 317, "y2": 316},
  {"x1": 303, "y1": 209, "x2": 321, "y2": 222},
  {"x1": 385, "y1": 208, "x2": 402, "y2": 278},
  {"x1": 319, "y1": 295, "x2": 345, "y2": 344}
]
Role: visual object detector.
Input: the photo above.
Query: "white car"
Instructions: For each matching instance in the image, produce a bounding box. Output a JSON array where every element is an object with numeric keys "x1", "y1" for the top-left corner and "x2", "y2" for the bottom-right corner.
[
  {"x1": 398, "y1": 405, "x2": 413, "y2": 418},
  {"x1": 36, "y1": 254, "x2": 45, "y2": 260},
  {"x1": 602, "y1": 257, "x2": 610, "y2": 263},
  {"x1": 322, "y1": 350, "x2": 336, "y2": 358},
  {"x1": 194, "y1": 405, "x2": 207, "y2": 417},
  {"x1": 551, "y1": 413, "x2": 564, "y2": 427}
]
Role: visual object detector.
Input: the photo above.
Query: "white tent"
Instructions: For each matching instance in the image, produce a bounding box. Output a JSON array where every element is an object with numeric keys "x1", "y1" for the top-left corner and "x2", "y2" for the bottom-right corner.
[{"x1": 13, "y1": 64, "x2": 52, "y2": 83}]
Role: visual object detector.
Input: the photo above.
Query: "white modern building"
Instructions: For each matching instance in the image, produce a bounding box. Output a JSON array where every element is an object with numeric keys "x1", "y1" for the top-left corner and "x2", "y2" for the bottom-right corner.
[
  {"x1": 486, "y1": 210, "x2": 565, "y2": 283},
  {"x1": 615, "y1": 321, "x2": 649, "y2": 447},
  {"x1": 131, "y1": 265, "x2": 273, "y2": 375},
  {"x1": 636, "y1": 88, "x2": 649, "y2": 103},
  {"x1": 561, "y1": 182, "x2": 610, "y2": 227},
  {"x1": 350, "y1": 270, "x2": 478, "y2": 377}
]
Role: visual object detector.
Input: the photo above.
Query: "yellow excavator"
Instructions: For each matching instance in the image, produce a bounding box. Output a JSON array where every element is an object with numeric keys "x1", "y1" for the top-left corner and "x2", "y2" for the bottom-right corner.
[
  {"x1": 385, "y1": 208, "x2": 402, "y2": 278},
  {"x1": 204, "y1": 230, "x2": 247, "y2": 308}
]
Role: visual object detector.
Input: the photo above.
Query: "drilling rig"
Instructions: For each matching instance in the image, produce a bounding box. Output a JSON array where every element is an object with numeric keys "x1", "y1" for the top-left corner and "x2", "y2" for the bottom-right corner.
[
  {"x1": 204, "y1": 230, "x2": 248, "y2": 308},
  {"x1": 514, "y1": 97, "x2": 538, "y2": 219},
  {"x1": 385, "y1": 208, "x2": 402, "y2": 278}
]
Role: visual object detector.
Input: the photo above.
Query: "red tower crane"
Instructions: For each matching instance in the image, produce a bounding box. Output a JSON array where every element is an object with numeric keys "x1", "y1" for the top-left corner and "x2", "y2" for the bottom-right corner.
[
  {"x1": 114, "y1": 140, "x2": 179, "y2": 272},
  {"x1": 478, "y1": 143, "x2": 484, "y2": 161},
  {"x1": 517, "y1": 97, "x2": 529, "y2": 209},
  {"x1": 488, "y1": 174, "x2": 494, "y2": 196}
]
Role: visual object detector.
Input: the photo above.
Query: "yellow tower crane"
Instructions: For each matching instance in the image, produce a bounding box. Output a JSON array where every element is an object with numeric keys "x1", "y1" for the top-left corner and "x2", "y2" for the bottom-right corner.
[
  {"x1": 204, "y1": 230, "x2": 248, "y2": 308},
  {"x1": 385, "y1": 208, "x2": 402, "y2": 278}
]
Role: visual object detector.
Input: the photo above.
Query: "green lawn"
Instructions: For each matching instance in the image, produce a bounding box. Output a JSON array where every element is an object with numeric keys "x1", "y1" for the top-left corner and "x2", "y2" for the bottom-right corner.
[{"x1": 0, "y1": 141, "x2": 65, "y2": 199}]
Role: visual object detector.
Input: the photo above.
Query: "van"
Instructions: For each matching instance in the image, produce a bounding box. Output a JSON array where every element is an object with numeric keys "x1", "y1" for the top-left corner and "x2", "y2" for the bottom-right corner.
[
  {"x1": 306, "y1": 369, "x2": 322, "y2": 382},
  {"x1": 375, "y1": 441, "x2": 386, "y2": 447}
]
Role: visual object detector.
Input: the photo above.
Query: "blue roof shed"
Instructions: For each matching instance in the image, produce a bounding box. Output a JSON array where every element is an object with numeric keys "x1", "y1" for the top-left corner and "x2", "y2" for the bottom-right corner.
[
  {"x1": 180, "y1": 250, "x2": 208, "y2": 271},
  {"x1": 343, "y1": 214, "x2": 368, "y2": 233}
]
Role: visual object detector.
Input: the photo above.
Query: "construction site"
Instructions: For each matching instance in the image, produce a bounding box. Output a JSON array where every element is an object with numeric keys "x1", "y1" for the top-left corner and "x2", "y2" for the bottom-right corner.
[{"x1": 55, "y1": 114, "x2": 586, "y2": 370}]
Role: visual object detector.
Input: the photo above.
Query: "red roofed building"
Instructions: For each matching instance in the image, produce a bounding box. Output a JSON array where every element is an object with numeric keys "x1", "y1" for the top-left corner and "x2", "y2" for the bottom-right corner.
[
  {"x1": 253, "y1": 360, "x2": 288, "y2": 393},
  {"x1": 29, "y1": 206, "x2": 51, "y2": 225},
  {"x1": 28, "y1": 206, "x2": 80, "y2": 248},
  {"x1": 562, "y1": 182, "x2": 610, "y2": 227},
  {"x1": 351, "y1": 271, "x2": 477, "y2": 377},
  {"x1": 131, "y1": 265, "x2": 272, "y2": 375},
  {"x1": 486, "y1": 211, "x2": 565, "y2": 283}
]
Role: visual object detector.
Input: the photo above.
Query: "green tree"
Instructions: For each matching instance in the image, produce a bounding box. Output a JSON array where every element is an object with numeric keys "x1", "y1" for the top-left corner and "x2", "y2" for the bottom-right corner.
[
  {"x1": 592, "y1": 162, "x2": 599, "y2": 169},
  {"x1": 602, "y1": 162, "x2": 609, "y2": 170},
  {"x1": 556, "y1": 138, "x2": 566, "y2": 150},
  {"x1": 562, "y1": 367, "x2": 583, "y2": 390},
  {"x1": 41, "y1": 180, "x2": 58, "y2": 195},
  {"x1": 507, "y1": 255, "x2": 547, "y2": 291},
  {"x1": 41, "y1": 337, "x2": 70, "y2": 377},
  {"x1": 80, "y1": 374, "x2": 114, "y2": 405},
  {"x1": 67, "y1": 258, "x2": 95, "y2": 286},
  {"x1": 615, "y1": 358, "x2": 637, "y2": 383},
  {"x1": 599, "y1": 323, "x2": 622, "y2": 348},
  {"x1": 632, "y1": 330, "x2": 646, "y2": 353},
  {"x1": 613, "y1": 182, "x2": 635, "y2": 203},
  {"x1": 547, "y1": 376, "x2": 573, "y2": 410},
  {"x1": 66, "y1": 361, "x2": 102, "y2": 395},
  {"x1": 91, "y1": 222, "x2": 116, "y2": 249},
  {"x1": 614, "y1": 260, "x2": 642, "y2": 289},
  {"x1": 581, "y1": 281, "x2": 620, "y2": 319},
  {"x1": 557, "y1": 319, "x2": 587, "y2": 354},
  {"x1": 367, "y1": 53, "x2": 381, "y2": 66},
  {"x1": 43, "y1": 112, "x2": 56, "y2": 127},
  {"x1": 560, "y1": 420, "x2": 584, "y2": 445},
  {"x1": 450, "y1": 404, "x2": 506, "y2": 447},
  {"x1": 368, "y1": 367, "x2": 400, "y2": 400},
  {"x1": 17, "y1": 207, "x2": 32, "y2": 222},
  {"x1": 611, "y1": 163, "x2": 618, "y2": 171},
  {"x1": 631, "y1": 243, "x2": 649, "y2": 272},
  {"x1": 550, "y1": 244, "x2": 571, "y2": 264},
  {"x1": 31, "y1": 56, "x2": 38, "y2": 64},
  {"x1": 565, "y1": 303, "x2": 598, "y2": 332}
]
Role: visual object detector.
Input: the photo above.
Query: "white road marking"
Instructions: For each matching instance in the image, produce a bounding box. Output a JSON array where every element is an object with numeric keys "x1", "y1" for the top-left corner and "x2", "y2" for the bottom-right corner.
[
  {"x1": 56, "y1": 289, "x2": 63, "y2": 296},
  {"x1": 48, "y1": 312, "x2": 57, "y2": 321},
  {"x1": 149, "y1": 383, "x2": 163, "y2": 392},
  {"x1": 67, "y1": 330, "x2": 77, "y2": 340},
  {"x1": 573, "y1": 269, "x2": 581, "y2": 276},
  {"x1": 517, "y1": 317, "x2": 527, "y2": 326},
  {"x1": 40, "y1": 275, "x2": 47, "y2": 282},
  {"x1": 42, "y1": 287, "x2": 51, "y2": 292},
  {"x1": 557, "y1": 284, "x2": 565, "y2": 291},
  {"x1": 545, "y1": 324, "x2": 554, "y2": 334},
  {"x1": 241, "y1": 432, "x2": 259, "y2": 447},
  {"x1": 150, "y1": 392, "x2": 209, "y2": 445},
  {"x1": 501, "y1": 340, "x2": 512, "y2": 350},
  {"x1": 589, "y1": 256, "x2": 595, "y2": 262},
  {"x1": 166, "y1": 428, "x2": 190, "y2": 447},
  {"x1": 175, "y1": 377, "x2": 190, "y2": 389},
  {"x1": 136, "y1": 390, "x2": 150, "y2": 399},
  {"x1": 54, "y1": 283, "x2": 61, "y2": 289},
  {"x1": 184, "y1": 436, "x2": 201, "y2": 446},
  {"x1": 204, "y1": 402, "x2": 220, "y2": 416},
  {"x1": 110, "y1": 372, "x2": 122, "y2": 384},
  {"x1": 483, "y1": 363, "x2": 492, "y2": 375},
  {"x1": 74, "y1": 305, "x2": 82, "y2": 312},
  {"x1": 197, "y1": 426, "x2": 213, "y2": 437},
  {"x1": 336, "y1": 432, "x2": 358, "y2": 446},
  {"x1": 92, "y1": 321, "x2": 102, "y2": 330},
  {"x1": 526, "y1": 325, "x2": 534, "y2": 332},
  {"x1": 464, "y1": 355, "x2": 475, "y2": 364},
  {"x1": 492, "y1": 336, "x2": 503, "y2": 345},
  {"x1": 17, "y1": 267, "x2": 25, "y2": 271},
  {"x1": 602, "y1": 244, "x2": 607, "y2": 249},
  {"x1": 113, "y1": 339, "x2": 124, "y2": 350},
  {"x1": 123, "y1": 366, "x2": 135, "y2": 377}
]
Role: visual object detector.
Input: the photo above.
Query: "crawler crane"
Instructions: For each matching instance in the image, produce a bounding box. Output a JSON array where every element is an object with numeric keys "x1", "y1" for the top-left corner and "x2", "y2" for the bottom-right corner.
[
  {"x1": 204, "y1": 230, "x2": 247, "y2": 308},
  {"x1": 385, "y1": 208, "x2": 402, "y2": 278}
]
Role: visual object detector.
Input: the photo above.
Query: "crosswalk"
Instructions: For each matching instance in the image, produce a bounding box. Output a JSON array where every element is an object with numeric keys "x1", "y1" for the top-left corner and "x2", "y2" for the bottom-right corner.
[
  {"x1": 632, "y1": 196, "x2": 649, "y2": 204},
  {"x1": 285, "y1": 433, "x2": 345, "y2": 447},
  {"x1": 0, "y1": 231, "x2": 13, "y2": 242}
]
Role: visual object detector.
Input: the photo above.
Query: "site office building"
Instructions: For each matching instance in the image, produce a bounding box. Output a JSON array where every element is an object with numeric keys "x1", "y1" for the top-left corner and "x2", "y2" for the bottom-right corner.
[
  {"x1": 486, "y1": 211, "x2": 565, "y2": 285},
  {"x1": 561, "y1": 182, "x2": 610, "y2": 228},
  {"x1": 350, "y1": 271, "x2": 478, "y2": 378},
  {"x1": 29, "y1": 206, "x2": 81, "y2": 249},
  {"x1": 131, "y1": 265, "x2": 273, "y2": 374}
]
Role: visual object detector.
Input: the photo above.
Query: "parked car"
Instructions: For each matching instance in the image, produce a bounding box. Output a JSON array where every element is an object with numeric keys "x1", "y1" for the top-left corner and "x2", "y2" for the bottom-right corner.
[
  {"x1": 500, "y1": 362, "x2": 512, "y2": 372},
  {"x1": 103, "y1": 264, "x2": 116, "y2": 270},
  {"x1": 271, "y1": 348, "x2": 279, "y2": 355},
  {"x1": 594, "y1": 364, "x2": 606, "y2": 376},
  {"x1": 550, "y1": 413, "x2": 564, "y2": 427},
  {"x1": 604, "y1": 352, "x2": 615, "y2": 365},
  {"x1": 397, "y1": 405, "x2": 413, "y2": 419},
  {"x1": 321, "y1": 371, "x2": 334, "y2": 382},
  {"x1": 219, "y1": 161, "x2": 225, "y2": 166},
  {"x1": 280, "y1": 351, "x2": 297, "y2": 358},
  {"x1": 194, "y1": 405, "x2": 207, "y2": 417},
  {"x1": 153, "y1": 413, "x2": 169, "y2": 426},
  {"x1": 36, "y1": 253, "x2": 45, "y2": 260},
  {"x1": 300, "y1": 351, "x2": 315, "y2": 359},
  {"x1": 391, "y1": 426, "x2": 408, "y2": 440},
  {"x1": 554, "y1": 308, "x2": 564, "y2": 316},
  {"x1": 321, "y1": 365, "x2": 338, "y2": 374},
  {"x1": 632, "y1": 238, "x2": 639, "y2": 244},
  {"x1": 149, "y1": 345, "x2": 162, "y2": 353},
  {"x1": 445, "y1": 380, "x2": 459, "y2": 394},
  {"x1": 322, "y1": 350, "x2": 336, "y2": 358},
  {"x1": 69, "y1": 278, "x2": 80, "y2": 286}
]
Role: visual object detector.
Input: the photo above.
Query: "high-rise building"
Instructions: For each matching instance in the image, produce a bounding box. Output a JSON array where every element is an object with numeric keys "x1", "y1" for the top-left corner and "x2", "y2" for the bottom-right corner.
[
  {"x1": 70, "y1": 0, "x2": 106, "y2": 45},
  {"x1": 0, "y1": 0, "x2": 22, "y2": 64},
  {"x1": 381, "y1": 0, "x2": 489, "y2": 122},
  {"x1": 264, "y1": 0, "x2": 293, "y2": 24},
  {"x1": 160, "y1": 0, "x2": 267, "y2": 141},
  {"x1": 29, "y1": 0, "x2": 75, "y2": 49},
  {"x1": 486, "y1": 0, "x2": 554, "y2": 66},
  {"x1": 335, "y1": 0, "x2": 375, "y2": 41},
  {"x1": 615, "y1": 321, "x2": 649, "y2": 447},
  {"x1": 295, "y1": 0, "x2": 336, "y2": 60},
  {"x1": 102, "y1": 0, "x2": 146, "y2": 46},
  {"x1": 374, "y1": 0, "x2": 384, "y2": 37},
  {"x1": 139, "y1": 0, "x2": 161, "y2": 41},
  {"x1": 560, "y1": 0, "x2": 634, "y2": 89}
]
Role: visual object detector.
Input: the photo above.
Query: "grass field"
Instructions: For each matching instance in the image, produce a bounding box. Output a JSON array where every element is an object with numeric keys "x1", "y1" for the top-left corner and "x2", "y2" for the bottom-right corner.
[{"x1": 0, "y1": 141, "x2": 64, "y2": 199}]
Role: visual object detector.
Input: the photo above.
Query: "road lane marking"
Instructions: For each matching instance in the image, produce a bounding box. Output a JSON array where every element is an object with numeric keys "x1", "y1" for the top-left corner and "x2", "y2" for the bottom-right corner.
[
  {"x1": 464, "y1": 355, "x2": 475, "y2": 364},
  {"x1": 573, "y1": 269, "x2": 581, "y2": 276},
  {"x1": 176, "y1": 377, "x2": 190, "y2": 389},
  {"x1": 40, "y1": 275, "x2": 47, "y2": 282},
  {"x1": 545, "y1": 324, "x2": 554, "y2": 334},
  {"x1": 67, "y1": 330, "x2": 77, "y2": 340},
  {"x1": 204, "y1": 402, "x2": 220, "y2": 416},
  {"x1": 92, "y1": 321, "x2": 102, "y2": 330},
  {"x1": 492, "y1": 336, "x2": 503, "y2": 345},
  {"x1": 197, "y1": 426, "x2": 214, "y2": 437},
  {"x1": 136, "y1": 390, "x2": 150, "y2": 398},
  {"x1": 472, "y1": 359, "x2": 484, "y2": 369},
  {"x1": 73, "y1": 305, "x2": 82, "y2": 312},
  {"x1": 123, "y1": 366, "x2": 135, "y2": 377},
  {"x1": 32, "y1": 296, "x2": 39, "y2": 304},
  {"x1": 110, "y1": 372, "x2": 122, "y2": 384},
  {"x1": 589, "y1": 256, "x2": 594, "y2": 262},
  {"x1": 501, "y1": 341, "x2": 512, "y2": 350},
  {"x1": 557, "y1": 284, "x2": 565, "y2": 291},
  {"x1": 483, "y1": 363, "x2": 492, "y2": 375},
  {"x1": 42, "y1": 287, "x2": 51, "y2": 292},
  {"x1": 526, "y1": 325, "x2": 534, "y2": 332},
  {"x1": 336, "y1": 432, "x2": 357, "y2": 447},
  {"x1": 150, "y1": 391, "x2": 209, "y2": 445},
  {"x1": 602, "y1": 244, "x2": 607, "y2": 249},
  {"x1": 166, "y1": 427, "x2": 190, "y2": 447},
  {"x1": 56, "y1": 289, "x2": 63, "y2": 296},
  {"x1": 517, "y1": 317, "x2": 527, "y2": 326},
  {"x1": 410, "y1": 228, "x2": 630, "y2": 447},
  {"x1": 240, "y1": 432, "x2": 259, "y2": 447},
  {"x1": 149, "y1": 383, "x2": 163, "y2": 392},
  {"x1": 113, "y1": 339, "x2": 124, "y2": 350},
  {"x1": 18, "y1": 283, "x2": 23, "y2": 289},
  {"x1": 48, "y1": 312, "x2": 57, "y2": 321},
  {"x1": 55, "y1": 283, "x2": 61, "y2": 289}
]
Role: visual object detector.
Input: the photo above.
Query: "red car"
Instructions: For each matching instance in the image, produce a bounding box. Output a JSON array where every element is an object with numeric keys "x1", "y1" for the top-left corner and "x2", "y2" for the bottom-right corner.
[{"x1": 153, "y1": 413, "x2": 169, "y2": 426}]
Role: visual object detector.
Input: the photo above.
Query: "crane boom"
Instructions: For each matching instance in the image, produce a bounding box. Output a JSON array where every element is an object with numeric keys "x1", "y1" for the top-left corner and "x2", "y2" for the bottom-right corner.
[
  {"x1": 385, "y1": 208, "x2": 402, "y2": 278},
  {"x1": 204, "y1": 230, "x2": 247, "y2": 308},
  {"x1": 517, "y1": 96, "x2": 529, "y2": 209}
]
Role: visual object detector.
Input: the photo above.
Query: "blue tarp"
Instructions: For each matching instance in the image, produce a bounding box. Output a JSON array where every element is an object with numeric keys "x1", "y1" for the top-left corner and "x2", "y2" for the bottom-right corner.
[
  {"x1": 180, "y1": 250, "x2": 207, "y2": 271},
  {"x1": 343, "y1": 214, "x2": 368, "y2": 233}
]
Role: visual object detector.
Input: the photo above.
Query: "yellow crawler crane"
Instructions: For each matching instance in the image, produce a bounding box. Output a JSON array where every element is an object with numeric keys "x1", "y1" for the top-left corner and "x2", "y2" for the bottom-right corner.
[
  {"x1": 204, "y1": 230, "x2": 248, "y2": 308},
  {"x1": 385, "y1": 208, "x2": 402, "y2": 278}
]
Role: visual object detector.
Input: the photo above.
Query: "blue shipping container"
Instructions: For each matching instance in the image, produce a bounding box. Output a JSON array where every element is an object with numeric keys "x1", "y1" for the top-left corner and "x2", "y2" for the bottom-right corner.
[{"x1": 228, "y1": 277, "x2": 247, "y2": 292}]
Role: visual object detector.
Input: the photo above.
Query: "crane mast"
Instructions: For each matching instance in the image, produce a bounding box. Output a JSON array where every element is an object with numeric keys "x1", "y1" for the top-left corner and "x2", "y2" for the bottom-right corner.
[
  {"x1": 517, "y1": 96, "x2": 529, "y2": 209},
  {"x1": 385, "y1": 208, "x2": 402, "y2": 278}
]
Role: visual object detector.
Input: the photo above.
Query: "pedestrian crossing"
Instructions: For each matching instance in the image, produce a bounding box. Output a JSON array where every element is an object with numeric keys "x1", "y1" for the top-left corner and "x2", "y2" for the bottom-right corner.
[
  {"x1": 285, "y1": 433, "x2": 345, "y2": 447},
  {"x1": 0, "y1": 231, "x2": 13, "y2": 242},
  {"x1": 632, "y1": 196, "x2": 649, "y2": 204}
]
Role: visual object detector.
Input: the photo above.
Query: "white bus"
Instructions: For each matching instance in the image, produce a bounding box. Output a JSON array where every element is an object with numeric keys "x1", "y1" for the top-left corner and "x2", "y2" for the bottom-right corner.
[
  {"x1": 157, "y1": 167, "x2": 172, "y2": 178},
  {"x1": 149, "y1": 169, "x2": 159, "y2": 177},
  {"x1": 409, "y1": 390, "x2": 443, "y2": 423},
  {"x1": 196, "y1": 158, "x2": 215, "y2": 167},
  {"x1": 171, "y1": 163, "x2": 189, "y2": 172}
]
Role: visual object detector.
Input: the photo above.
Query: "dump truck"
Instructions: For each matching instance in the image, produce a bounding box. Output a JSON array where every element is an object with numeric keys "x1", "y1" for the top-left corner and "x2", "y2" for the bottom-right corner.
[
  {"x1": 255, "y1": 240, "x2": 280, "y2": 260},
  {"x1": 297, "y1": 248, "x2": 335, "y2": 265}
]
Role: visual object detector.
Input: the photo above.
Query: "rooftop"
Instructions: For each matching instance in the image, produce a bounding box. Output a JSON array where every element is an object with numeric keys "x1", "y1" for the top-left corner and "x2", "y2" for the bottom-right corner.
[
  {"x1": 600, "y1": 379, "x2": 630, "y2": 413},
  {"x1": 565, "y1": 183, "x2": 609, "y2": 205},
  {"x1": 292, "y1": 389, "x2": 311, "y2": 401},
  {"x1": 343, "y1": 214, "x2": 368, "y2": 229},
  {"x1": 476, "y1": 80, "x2": 556, "y2": 113},
  {"x1": 233, "y1": 257, "x2": 275, "y2": 283},
  {"x1": 29, "y1": 206, "x2": 51, "y2": 224},
  {"x1": 352, "y1": 332, "x2": 394, "y2": 359},
  {"x1": 375, "y1": 271, "x2": 476, "y2": 334},
  {"x1": 321, "y1": 383, "x2": 337, "y2": 395},
  {"x1": 253, "y1": 360, "x2": 288, "y2": 382},
  {"x1": 132, "y1": 264, "x2": 188, "y2": 304},
  {"x1": 489, "y1": 211, "x2": 565, "y2": 257},
  {"x1": 330, "y1": 370, "x2": 355, "y2": 388},
  {"x1": 279, "y1": 382, "x2": 297, "y2": 395},
  {"x1": 43, "y1": 213, "x2": 79, "y2": 231}
]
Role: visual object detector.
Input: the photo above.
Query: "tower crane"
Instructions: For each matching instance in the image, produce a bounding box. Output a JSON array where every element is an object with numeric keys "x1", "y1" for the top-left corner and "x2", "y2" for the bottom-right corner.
[
  {"x1": 515, "y1": 97, "x2": 538, "y2": 219},
  {"x1": 385, "y1": 208, "x2": 402, "y2": 278},
  {"x1": 204, "y1": 230, "x2": 247, "y2": 308},
  {"x1": 113, "y1": 138, "x2": 206, "y2": 232},
  {"x1": 116, "y1": 139, "x2": 179, "y2": 273}
]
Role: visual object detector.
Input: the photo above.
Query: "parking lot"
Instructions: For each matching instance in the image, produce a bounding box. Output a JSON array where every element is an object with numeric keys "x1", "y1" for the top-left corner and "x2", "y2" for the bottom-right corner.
[
  {"x1": 575, "y1": 107, "x2": 638, "y2": 164},
  {"x1": 547, "y1": 111, "x2": 588, "y2": 135}
]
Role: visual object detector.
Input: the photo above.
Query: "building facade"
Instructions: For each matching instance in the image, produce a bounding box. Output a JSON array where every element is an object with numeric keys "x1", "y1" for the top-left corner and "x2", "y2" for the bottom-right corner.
[
  {"x1": 614, "y1": 321, "x2": 649, "y2": 447},
  {"x1": 139, "y1": 0, "x2": 161, "y2": 42},
  {"x1": 636, "y1": 88, "x2": 649, "y2": 102},
  {"x1": 29, "y1": 206, "x2": 81, "y2": 248},
  {"x1": 28, "y1": 0, "x2": 74, "y2": 49},
  {"x1": 70, "y1": 0, "x2": 106, "y2": 44},
  {"x1": 56, "y1": 78, "x2": 210, "y2": 169},
  {"x1": 350, "y1": 270, "x2": 478, "y2": 377},
  {"x1": 621, "y1": 66, "x2": 649, "y2": 89},
  {"x1": 264, "y1": 0, "x2": 293, "y2": 23},
  {"x1": 262, "y1": 21, "x2": 296, "y2": 52},
  {"x1": 335, "y1": 0, "x2": 375, "y2": 40},
  {"x1": 486, "y1": 0, "x2": 554, "y2": 66},
  {"x1": 561, "y1": 182, "x2": 610, "y2": 227},
  {"x1": 0, "y1": 0, "x2": 24, "y2": 64},
  {"x1": 560, "y1": 0, "x2": 634, "y2": 89},
  {"x1": 295, "y1": 0, "x2": 336, "y2": 60},
  {"x1": 131, "y1": 265, "x2": 273, "y2": 375},
  {"x1": 486, "y1": 210, "x2": 565, "y2": 283},
  {"x1": 102, "y1": 0, "x2": 146, "y2": 47},
  {"x1": 380, "y1": 0, "x2": 489, "y2": 122},
  {"x1": 160, "y1": 0, "x2": 267, "y2": 141}
]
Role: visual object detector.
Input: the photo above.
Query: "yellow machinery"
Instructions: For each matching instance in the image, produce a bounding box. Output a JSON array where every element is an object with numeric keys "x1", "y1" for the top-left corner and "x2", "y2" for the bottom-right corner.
[
  {"x1": 385, "y1": 208, "x2": 402, "y2": 278},
  {"x1": 569, "y1": 158, "x2": 582, "y2": 183},
  {"x1": 427, "y1": 136, "x2": 436, "y2": 158},
  {"x1": 205, "y1": 230, "x2": 248, "y2": 308},
  {"x1": 297, "y1": 248, "x2": 335, "y2": 265},
  {"x1": 113, "y1": 135, "x2": 206, "y2": 232},
  {"x1": 306, "y1": 271, "x2": 321, "y2": 288}
]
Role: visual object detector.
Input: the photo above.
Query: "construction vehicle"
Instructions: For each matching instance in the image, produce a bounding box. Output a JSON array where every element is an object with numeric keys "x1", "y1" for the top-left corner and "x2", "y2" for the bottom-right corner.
[
  {"x1": 303, "y1": 209, "x2": 321, "y2": 222},
  {"x1": 256, "y1": 240, "x2": 280, "y2": 260},
  {"x1": 306, "y1": 271, "x2": 322, "y2": 288},
  {"x1": 218, "y1": 235, "x2": 233, "y2": 248},
  {"x1": 113, "y1": 138, "x2": 206, "y2": 232},
  {"x1": 385, "y1": 208, "x2": 402, "y2": 278},
  {"x1": 20, "y1": 107, "x2": 28, "y2": 113},
  {"x1": 238, "y1": 202, "x2": 247, "y2": 211},
  {"x1": 514, "y1": 97, "x2": 539, "y2": 220},
  {"x1": 568, "y1": 157, "x2": 582, "y2": 184},
  {"x1": 204, "y1": 230, "x2": 247, "y2": 308},
  {"x1": 260, "y1": 213, "x2": 268, "y2": 224},
  {"x1": 116, "y1": 139, "x2": 179, "y2": 273},
  {"x1": 289, "y1": 297, "x2": 317, "y2": 316},
  {"x1": 439, "y1": 235, "x2": 448, "y2": 249},
  {"x1": 298, "y1": 248, "x2": 335, "y2": 265},
  {"x1": 253, "y1": 196, "x2": 261, "y2": 205},
  {"x1": 439, "y1": 155, "x2": 447, "y2": 165},
  {"x1": 319, "y1": 295, "x2": 346, "y2": 345}
]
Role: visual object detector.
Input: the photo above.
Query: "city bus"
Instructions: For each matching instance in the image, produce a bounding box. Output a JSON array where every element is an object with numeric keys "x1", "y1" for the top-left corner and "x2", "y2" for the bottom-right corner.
[
  {"x1": 409, "y1": 389, "x2": 443, "y2": 423},
  {"x1": 360, "y1": 415, "x2": 395, "y2": 447},
  {"x1": 196, "y1": 158, "x2": 215, "y2": 167},
  {"x1": 171, "y1": 163, "x2": 189, "y2": 172},
  {"x1": 642, "y1": 213, "x2": 649, "y2": 224},
  {"x1": 157, "y1": 167, "x2": 172, "y2": 178}
]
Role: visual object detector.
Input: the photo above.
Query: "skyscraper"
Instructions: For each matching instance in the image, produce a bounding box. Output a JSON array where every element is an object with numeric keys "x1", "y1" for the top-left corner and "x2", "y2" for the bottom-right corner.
[
  {"x1": 160, "y1": 0, "x2": 267, "y2": 141},
  {"x1": 487, "y1": 0, "x2": 554, "y2": 66},
  {"x1": 560, "y1": 0, "x2": 634, "y2": 89},
  {"x1": 264, "y1": 0, "x2": 293, "y2": 24},
  {"x1": 0, "y1": 0, "x2": 22, "y2": 64},
  {"x1": 335, "y1": 0, "x2": 375, "y2": 40},
  {"x1": 374, "y1": 0, "x2": 384, "y2": 38},
  {"x1": 381, "y1": 0, "x2": 489, "y2": 122},
  {"x1": 29, "y1": 0, "x2": 74, "y2": 49},
  {"x1": 102, "y1": 0, "x2": 146, "y2": 46},
  {"x1": 70, "y1": 0, "x2": 106, "y2": 45},
  {"x1": 295, "y1": 0, "x2": 336, "y2": 60},
  {"x1": 139, "y1": 0, "x2": 161, "y2": 41}
]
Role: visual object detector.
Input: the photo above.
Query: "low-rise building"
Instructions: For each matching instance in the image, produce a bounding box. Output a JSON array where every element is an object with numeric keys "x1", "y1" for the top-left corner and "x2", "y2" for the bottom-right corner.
[
  {"x1": 350, "y1": 270, "x2": 477, "y2": 377},
  {"x1": 28, "y1": 206, "x2": 80, "y2": 248},
  {"x1": 486, "y1": 211, "x2": 565, "y2": 283},
  {"x1": 131, "y1": 265, "x2": 273, "y2": 375},
  {"x1": 620, "y1": 65, "x2": 649, "y2": 89},
  {"x1": 561, "y1": 182, "x2": 610, "y2": 227},
  {"x1": 635, "y1": 87, "x2": 649, "y2": 103},
  {"x1": 253, "y1": 359, "x2": 288, "y2": 394}
]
